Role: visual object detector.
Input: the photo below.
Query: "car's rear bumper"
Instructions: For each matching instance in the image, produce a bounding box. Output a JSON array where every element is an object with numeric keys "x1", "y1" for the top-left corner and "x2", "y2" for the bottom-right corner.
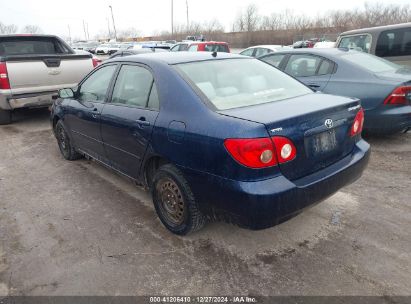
[
  {"x1": 181, "y1": 140, "x2": 370, "y2": 230},
  {"x1": 0, "y1": 90, "x2": 57, "y2": 110},
  {"x1": 364, "y1": 105, "x2": 411, "y2": 134}
]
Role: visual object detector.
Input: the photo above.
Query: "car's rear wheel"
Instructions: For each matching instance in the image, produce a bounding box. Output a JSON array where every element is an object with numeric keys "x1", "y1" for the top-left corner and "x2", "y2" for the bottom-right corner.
[
  {"x1": 0, "y1": 109, "x2": 12, "y2": 125},
  {"x1": 55, "y1": 120, "x2": 82, "y2": 160},
  {"x1": 152, "y1": 164, "x2": 206, "y2": 235}
]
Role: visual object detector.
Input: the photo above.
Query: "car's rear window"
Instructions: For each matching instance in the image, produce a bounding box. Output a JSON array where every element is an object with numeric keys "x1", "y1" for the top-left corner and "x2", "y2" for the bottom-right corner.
[
  {"x1": 340, "y1": 51, "x2": 400, "y2": 73},
  {"x1": 0, "y1": 37, "x2": 71, "y2": 56},
  {"x1": 175, "y1": 58, "x2": 312, "y2": 110}
]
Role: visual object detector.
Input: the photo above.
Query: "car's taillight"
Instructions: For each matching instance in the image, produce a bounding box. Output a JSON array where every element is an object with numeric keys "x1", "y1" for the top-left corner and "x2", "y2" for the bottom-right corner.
[
  {"x1": 383, "y1": 86, "x2": 411, "y2": 105},
  {"x1": 350, "y1": 108, "x2": 365, "y2": 137},
  {"x1": 224, "y1": 136, "x2": 296, "y2": 168},
  {"x1": 92, "y1": 57, "x2": 101, "y2": 68},
  {"x1": 0, "y1": 62, "x2": 11, "y2": 90},
  {"x1": 271, "y1": 136, "x2": 297, "y2": 163}
]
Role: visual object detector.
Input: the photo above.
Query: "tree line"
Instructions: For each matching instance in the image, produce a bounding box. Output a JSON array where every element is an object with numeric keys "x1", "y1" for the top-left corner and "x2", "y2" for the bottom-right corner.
[
  {"x1": 0, "y1": 23, "x2": 42, "y2": 34},
  {"x1": 157, "y1": 2, "x2": 411, "y2": 47}
]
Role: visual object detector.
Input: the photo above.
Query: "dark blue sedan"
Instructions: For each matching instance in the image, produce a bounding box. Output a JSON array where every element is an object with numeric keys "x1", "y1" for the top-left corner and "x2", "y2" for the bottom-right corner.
[
  {"x1": 259, "y1": 48, "x2": 411, "y2": 134},
  {"x1": 50, "y1": 52, "x2": 370, "y2": 235}
]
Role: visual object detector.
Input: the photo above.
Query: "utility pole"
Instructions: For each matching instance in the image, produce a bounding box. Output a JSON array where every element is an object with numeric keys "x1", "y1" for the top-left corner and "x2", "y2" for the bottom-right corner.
[
  {"x1": 86, "y1": 22, "x2": 90, "y2": 40},
  {"x1": 186, "y1": 0, "x2": 189, "y2": 33},
  {"x1": 171, "y1": 0, "x2": 174, "y2": 38},
  {"x1": 106, "y1": 18, "x2": 112, "y2": 40},
  {"x1": 82, "y1": 20, "x2": 87, "y2": 41},
  {"x1": 68, "y1": 25, "x2": 72, "y2": 44},
  {"x1": 109, "y1": 5, "x2": 117, "y2": 41}
]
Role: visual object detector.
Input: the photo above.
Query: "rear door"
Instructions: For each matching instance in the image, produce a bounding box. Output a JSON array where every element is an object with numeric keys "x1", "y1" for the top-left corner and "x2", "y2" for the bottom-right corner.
[
  {"x1": 66, "y1": 64, "x2": 117, "y2": 160},
  {"x1": 283, "y1": 54, "x2": 334, "y2": 91},
  {"x1": 100, "y1": 64, "x2": 160, "y2": 179}
]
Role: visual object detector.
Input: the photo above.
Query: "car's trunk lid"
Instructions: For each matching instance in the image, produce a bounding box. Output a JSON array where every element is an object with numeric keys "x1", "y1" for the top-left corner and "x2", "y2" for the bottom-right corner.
[{"x1": 220, "y1": 93, "x2": 361, "y2": 180}]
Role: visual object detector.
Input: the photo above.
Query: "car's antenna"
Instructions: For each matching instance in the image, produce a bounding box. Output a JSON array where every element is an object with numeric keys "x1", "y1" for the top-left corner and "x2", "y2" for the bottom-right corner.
[{"x1": 212, "y1": 51, "x2": 217, "y2": 57}]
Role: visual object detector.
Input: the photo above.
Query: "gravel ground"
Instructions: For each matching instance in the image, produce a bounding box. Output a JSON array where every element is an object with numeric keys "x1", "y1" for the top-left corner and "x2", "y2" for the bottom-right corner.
[{"x1": 0, "y1": 108, "x2": 410, "y2": 296}]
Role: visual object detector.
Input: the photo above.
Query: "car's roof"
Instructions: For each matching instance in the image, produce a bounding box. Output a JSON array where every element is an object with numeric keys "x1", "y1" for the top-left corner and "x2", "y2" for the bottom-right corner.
[
  {"x1": 189, "y1": 41, "x2": 228, "y2": 45},
  {"x1": 269, "y1": 47, "x2": 354, "y2": 57},
  {"x1": 340, "y1": 22, "x2": 411, "y2": 36},
  {"x1": 111, "y1": 51, "x2": 244, "y2": 65},
  {"x1": 245, "y1": 45, "x2": 285, "y2": 50},
  {"x1": 0, "y1": 34, "x2": 59, "y2": 39}
]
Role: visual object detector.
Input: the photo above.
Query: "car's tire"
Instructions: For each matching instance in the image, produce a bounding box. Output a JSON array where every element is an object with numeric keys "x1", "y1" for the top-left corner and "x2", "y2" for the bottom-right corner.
[
  {"x1": 0, "y1": 109, "x2": 12, "y2": 125},
  {"x1": 152, "y1": 164, "x2": 206, "y2": 235},
  {"x1": 55, "y1": 120, "x2": 82, "y2": 161}
]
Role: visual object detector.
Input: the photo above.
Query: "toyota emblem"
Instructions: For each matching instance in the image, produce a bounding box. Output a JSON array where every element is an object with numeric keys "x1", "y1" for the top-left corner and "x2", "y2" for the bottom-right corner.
[{"x1": 325, "y1": 119, "x2": 333, "y2": 129}]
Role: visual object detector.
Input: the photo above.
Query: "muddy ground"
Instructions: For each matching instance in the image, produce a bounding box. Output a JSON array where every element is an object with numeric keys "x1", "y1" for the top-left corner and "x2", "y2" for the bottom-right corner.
[{"x1": 0, "y1": 108, "x2": 410, "y2": 296}]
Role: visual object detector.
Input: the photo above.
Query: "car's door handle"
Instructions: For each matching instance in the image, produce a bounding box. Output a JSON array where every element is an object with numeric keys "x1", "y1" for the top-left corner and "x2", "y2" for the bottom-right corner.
[
  {"x1": 308, "y1": 83, "x2": 321, "y2": 88},
  {"x1": 136, "y1": 118, "x2": 150, "y2": 127}
]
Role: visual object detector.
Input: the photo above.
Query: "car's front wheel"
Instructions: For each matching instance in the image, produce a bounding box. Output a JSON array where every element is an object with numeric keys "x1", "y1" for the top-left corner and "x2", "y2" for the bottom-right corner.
[
  {"x1": 0, "y1": 109, "x2": 12, "y2": 125},
  {"x1": 152, "y1": 164, "x2": 206, "y2": 235},
  {"x1": 55, "y1": 120, "x2": 82, "y2": 161}
]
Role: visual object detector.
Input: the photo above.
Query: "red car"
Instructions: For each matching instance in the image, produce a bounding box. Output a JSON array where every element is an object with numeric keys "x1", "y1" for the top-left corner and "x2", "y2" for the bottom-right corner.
[{"x1": 186, "y1": 41, "x2": 230, "y2": 53}]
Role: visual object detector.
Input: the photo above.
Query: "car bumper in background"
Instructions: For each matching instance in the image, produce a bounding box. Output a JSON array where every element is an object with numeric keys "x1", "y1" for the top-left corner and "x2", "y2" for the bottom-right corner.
[
  {"x1": 364, "y1": 105, "x2": 411, "y2": 134},
  {"x1": 182, "y1": 140, "x2": 370, "y2": 230},
  {"x1": 0, "y1": 91, "x2": 56, "y2": 110}
]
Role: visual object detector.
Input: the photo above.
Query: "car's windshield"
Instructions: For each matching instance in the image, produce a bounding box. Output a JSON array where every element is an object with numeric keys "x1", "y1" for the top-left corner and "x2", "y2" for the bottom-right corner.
[
  {"x1": 175, "y1": 58, "x2": 313, "y2": 110},
  {"x1": 341, "y1": 51, "x2": 400, "y2": 73}
]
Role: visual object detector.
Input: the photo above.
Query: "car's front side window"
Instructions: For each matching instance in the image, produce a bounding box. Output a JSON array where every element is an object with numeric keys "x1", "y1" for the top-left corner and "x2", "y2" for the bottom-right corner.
[
  {"x1": 78, "y1": 65, "x2": 117, "y2": 102},
  {"x1": 338, "y1": 34, "x2": 372, "y2": 53},
  {"x1": 111, "y1": 65, "x2": 155, "y2": 108}
]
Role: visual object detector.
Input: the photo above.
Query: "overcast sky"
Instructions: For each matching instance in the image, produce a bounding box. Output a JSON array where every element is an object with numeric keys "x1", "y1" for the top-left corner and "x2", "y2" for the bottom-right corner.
[{"x1": 1, "y1": 0, "x2": 410, "y2": 39}]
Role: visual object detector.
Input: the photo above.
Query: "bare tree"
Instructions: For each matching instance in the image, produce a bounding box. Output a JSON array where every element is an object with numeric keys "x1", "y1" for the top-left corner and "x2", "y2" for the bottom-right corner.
[
  {"x1": 117, "y1": 27, "x2": 141, "y2": 39},
  {"x1": 21, "y1": 25, "x2": 43, "y2": 34},
  {"x1": 0, "y1": 23, "x2": 18, "y2": 34}
]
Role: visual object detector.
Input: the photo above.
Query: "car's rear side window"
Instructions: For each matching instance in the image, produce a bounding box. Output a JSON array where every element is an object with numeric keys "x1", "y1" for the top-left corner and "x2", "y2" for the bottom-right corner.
[
  {"x1": 260, "y1": 54, "x2": 286, "y2": 67},
  {"x1": 188, "y1": 45, "x2": 198, "y2": 52},
  {"x1": 0, "y1": 37, "x2": 71, "y2": 56},
  {"x1": 376, "y1": 28, "x2": 411, "y2": 57},
  {"x1": 175, "y1": 58, "x2": 312, "y2": 110}
]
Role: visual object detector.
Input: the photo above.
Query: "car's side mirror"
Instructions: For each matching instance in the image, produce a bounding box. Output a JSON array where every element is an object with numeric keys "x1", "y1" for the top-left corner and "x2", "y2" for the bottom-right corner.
[{"x1": 58, "y1": 88, "x2": 74, "y2": 99}]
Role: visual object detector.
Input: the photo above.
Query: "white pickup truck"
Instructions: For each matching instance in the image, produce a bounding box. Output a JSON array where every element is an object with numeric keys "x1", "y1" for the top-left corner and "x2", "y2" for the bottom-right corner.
[{"x1": 0, "y1": 34, "x2": 99, "y2": 124}]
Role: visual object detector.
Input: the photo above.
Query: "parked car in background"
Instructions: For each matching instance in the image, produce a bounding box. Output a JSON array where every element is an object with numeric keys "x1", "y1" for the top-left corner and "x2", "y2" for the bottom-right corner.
[
  {"x1": 0, "y1": 34, "x2": 99, "y2": 124},
  {"x1": 337, "y1": 23, "x2": 411, "y2": 67},
  {"x1": 170, "y1": 42, "x2": 190, "y2": 52},
  {"x1": 314, "y1": 41, "x2": 336, "y2": 48},
  {"x1": 95, "y1": 43, "x2": 111, "y2": 55},
  {"x1": 239, "y1": 45, "x2": 292, "y2": 57},
  {"x1": 186, "y1": 41, "x2": 230, "y2": 52},
  {"x1": 293, "y1": 40, "x2": 315, "y2": 48},
  {"x1": 109, "y1": 47, "x2": 167, "y2": 59},
  {"x1": 51, "y1": 52, "x2": 369, "y2": 235},
  {"x1": 259, "y1": 48, "x2": 411, "y2": 134},
  {"x1": 72, "y1": 41, "x2": 100, "y2": 54}
]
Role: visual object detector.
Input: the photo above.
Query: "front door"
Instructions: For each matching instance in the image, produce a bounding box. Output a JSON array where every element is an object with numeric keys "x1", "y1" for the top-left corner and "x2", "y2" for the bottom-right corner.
[
  {"x1": 100, "y1": 64, "x2": 160, "y2": 179},
  {"x1": 66, "y1": 64, "x2": 117, "y2": 160}
]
